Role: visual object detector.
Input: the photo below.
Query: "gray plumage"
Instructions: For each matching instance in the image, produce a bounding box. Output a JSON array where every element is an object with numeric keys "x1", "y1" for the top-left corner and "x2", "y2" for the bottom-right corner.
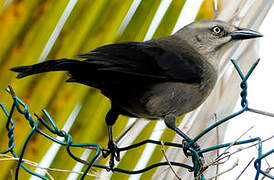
[{"x1": 10, "y1": 20, "x2": 263, "y2": 168}]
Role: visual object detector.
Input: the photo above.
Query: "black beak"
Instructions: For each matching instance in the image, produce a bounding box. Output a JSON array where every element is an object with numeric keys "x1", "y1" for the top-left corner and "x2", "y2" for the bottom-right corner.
[{"x1": 230, "y1": 28, "x2": 263, "y2": 40}]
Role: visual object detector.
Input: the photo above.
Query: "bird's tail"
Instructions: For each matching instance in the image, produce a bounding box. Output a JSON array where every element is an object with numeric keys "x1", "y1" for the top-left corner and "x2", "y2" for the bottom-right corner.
[{"x1": 10, "y1": 59, "x2": 82, "y2": 79}]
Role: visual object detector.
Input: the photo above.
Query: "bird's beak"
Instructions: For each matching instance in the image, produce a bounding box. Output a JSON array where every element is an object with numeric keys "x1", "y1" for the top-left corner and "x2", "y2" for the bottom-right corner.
[{"x1": 230, "y1": 28, "x2": 263, "y2": 40}]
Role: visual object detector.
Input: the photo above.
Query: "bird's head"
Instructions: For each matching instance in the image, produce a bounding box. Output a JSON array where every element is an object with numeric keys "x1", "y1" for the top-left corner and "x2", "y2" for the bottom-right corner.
[{"x1": 174, "y1": 20, "x2": 263, "y2": 65}]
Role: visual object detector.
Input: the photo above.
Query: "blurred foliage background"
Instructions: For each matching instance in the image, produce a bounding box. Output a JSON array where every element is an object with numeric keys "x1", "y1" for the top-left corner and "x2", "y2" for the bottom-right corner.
[{"x1": 2, "y1": 0, "x2": 266, "y2": 179}]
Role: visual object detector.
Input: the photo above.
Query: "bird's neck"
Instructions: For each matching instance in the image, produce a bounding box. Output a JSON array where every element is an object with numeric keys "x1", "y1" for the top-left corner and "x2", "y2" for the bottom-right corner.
[
  {"x1": 170, "y1": 34, "x2": 223, "y2": 72},
  {"x1": 201, "y1": 51, "x2": 220, "y2": 71}
]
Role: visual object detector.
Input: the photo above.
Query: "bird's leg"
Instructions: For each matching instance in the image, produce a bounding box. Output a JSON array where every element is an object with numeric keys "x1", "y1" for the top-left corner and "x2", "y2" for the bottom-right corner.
[
  {"x1": 164, "y1": 115, "x2": 201, "y2": 151},
  {"x1": 107, "y1": 125, "x2": 120, "y2": 167},
  {"x1": 101, "y1": 107, "x2": 120, "y2": 170}
]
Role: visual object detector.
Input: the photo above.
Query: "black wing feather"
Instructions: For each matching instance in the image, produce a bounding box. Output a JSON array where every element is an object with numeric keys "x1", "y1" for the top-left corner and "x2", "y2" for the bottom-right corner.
[{"x1": 77, "y1": 42, "x2": 203, "y2": 84}]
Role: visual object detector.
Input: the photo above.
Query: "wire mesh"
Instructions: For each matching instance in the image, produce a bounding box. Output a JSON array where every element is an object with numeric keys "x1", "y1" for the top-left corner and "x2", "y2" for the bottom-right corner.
[{"x1": 0, "y1": 59, "x2": 273, "y2": 180}]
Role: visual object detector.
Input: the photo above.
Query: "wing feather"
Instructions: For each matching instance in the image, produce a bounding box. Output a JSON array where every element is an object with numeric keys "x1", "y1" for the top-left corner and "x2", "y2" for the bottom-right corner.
[{"x1": 77, "y1": 42, "x2": 204, "y2": 84}]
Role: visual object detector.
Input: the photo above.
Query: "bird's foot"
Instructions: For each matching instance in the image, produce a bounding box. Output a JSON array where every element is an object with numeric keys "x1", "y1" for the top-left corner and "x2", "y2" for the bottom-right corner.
[
  {"x1": 102, "y1": 141, "x2": 120, "y2": 170},
  {"x1": 182, "y1": 140, "x2": 205, "y2": 174},
  {"x1": 182, "y1": 139, "x2": 201, "y2": 156}
]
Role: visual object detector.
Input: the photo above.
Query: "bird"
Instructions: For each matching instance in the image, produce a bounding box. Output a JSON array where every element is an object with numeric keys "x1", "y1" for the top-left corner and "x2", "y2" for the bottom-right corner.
[{"x1": 10, "y1": 20, "x2": 262, "y2": 169}]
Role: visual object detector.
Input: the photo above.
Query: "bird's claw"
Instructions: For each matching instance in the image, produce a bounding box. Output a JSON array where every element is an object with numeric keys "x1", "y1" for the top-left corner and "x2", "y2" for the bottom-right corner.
[
  {"x1": 181, "y1": 140, "x2": 205, "y2": 174},
  {"x1": 182, "y1": 139, "x2": 201, "y2": 156},
  {"x1": 102, "y1": 141, "x2": 120, "y2": 170}
]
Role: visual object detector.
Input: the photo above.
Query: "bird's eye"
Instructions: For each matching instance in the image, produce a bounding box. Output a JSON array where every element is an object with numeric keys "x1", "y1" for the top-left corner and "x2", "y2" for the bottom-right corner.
[{"x1": 212, "y1": 26, "x2": 223, "y2": 35}]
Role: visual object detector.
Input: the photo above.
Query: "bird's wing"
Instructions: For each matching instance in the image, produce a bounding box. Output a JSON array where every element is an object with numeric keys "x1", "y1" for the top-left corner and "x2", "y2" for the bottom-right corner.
[{"x1": 77, "y1": 42, "x2": 204, "y2": 84}]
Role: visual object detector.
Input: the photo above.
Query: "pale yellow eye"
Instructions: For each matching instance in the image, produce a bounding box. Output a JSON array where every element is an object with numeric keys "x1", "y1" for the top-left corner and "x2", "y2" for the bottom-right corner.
[{"x1": 212, "y1": 26, "x2": 223, "y2": 34}]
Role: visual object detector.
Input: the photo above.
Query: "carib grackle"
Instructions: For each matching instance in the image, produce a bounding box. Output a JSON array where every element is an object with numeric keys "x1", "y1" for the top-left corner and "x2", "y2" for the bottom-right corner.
[{"x1": 11, "y1": 20, "x2": 262, "y2": 169}]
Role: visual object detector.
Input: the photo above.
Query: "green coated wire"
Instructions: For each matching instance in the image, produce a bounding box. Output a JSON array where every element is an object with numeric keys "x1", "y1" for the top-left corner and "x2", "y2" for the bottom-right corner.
[
  {"x1": 184, "y1": 59, "x2": 258, "y2": 151},
  {"x1": 0, "y1": 102, "x2": 15, "y2": 154},
  {"x1": 199, "y1": 137, "x2": 262, "y2": 154},
  {"x1": 2, "y1": 88, "x2": 102, "y2": 180},
  {"x1": 0, "y1": 101, "x2": 49, "y2": 180},
  {"x1": 92, "y1": 161, "x2": 193, "y2": 174},
  {"x1": 254, "y1": 149, "x2": 274, "y2": 179},
  {"x1": 254, "y1": 137, "x2": 262, "y2": 180}
]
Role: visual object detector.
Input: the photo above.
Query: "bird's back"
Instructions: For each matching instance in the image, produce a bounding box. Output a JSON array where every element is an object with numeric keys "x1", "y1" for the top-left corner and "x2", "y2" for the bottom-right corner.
[{"x1": 91, "y1": 38, "x2": 218, "y2": 118}]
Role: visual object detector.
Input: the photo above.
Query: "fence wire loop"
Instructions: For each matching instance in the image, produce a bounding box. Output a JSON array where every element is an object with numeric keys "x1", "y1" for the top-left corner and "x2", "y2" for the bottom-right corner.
[{"x1": 0, "y1": 58, "x2": 273, "y2": 180}]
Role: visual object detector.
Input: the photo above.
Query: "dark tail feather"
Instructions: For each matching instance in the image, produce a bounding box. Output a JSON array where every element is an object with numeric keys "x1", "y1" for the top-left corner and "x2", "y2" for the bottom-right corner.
[{"x1": 10, "y1": 59, "x2": 82, "y2": 79}]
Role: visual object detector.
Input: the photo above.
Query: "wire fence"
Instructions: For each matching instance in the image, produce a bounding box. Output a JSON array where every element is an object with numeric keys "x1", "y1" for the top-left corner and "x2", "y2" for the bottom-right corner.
[{"x1": 0, "y1": 59, "x2": 273, "y2": 180}]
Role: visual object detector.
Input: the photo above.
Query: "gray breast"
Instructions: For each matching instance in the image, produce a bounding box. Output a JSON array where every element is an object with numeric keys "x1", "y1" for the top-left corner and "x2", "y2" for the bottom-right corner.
[
  {"x1": 121, "y1": 73, "x2": 216, "y2": 119},
  {"x1": 118, "y1": 53, "x2": 217, "y2": 119},
  {"x1": 142, "y1": 58, "x2": 217, "y2": 118}
]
